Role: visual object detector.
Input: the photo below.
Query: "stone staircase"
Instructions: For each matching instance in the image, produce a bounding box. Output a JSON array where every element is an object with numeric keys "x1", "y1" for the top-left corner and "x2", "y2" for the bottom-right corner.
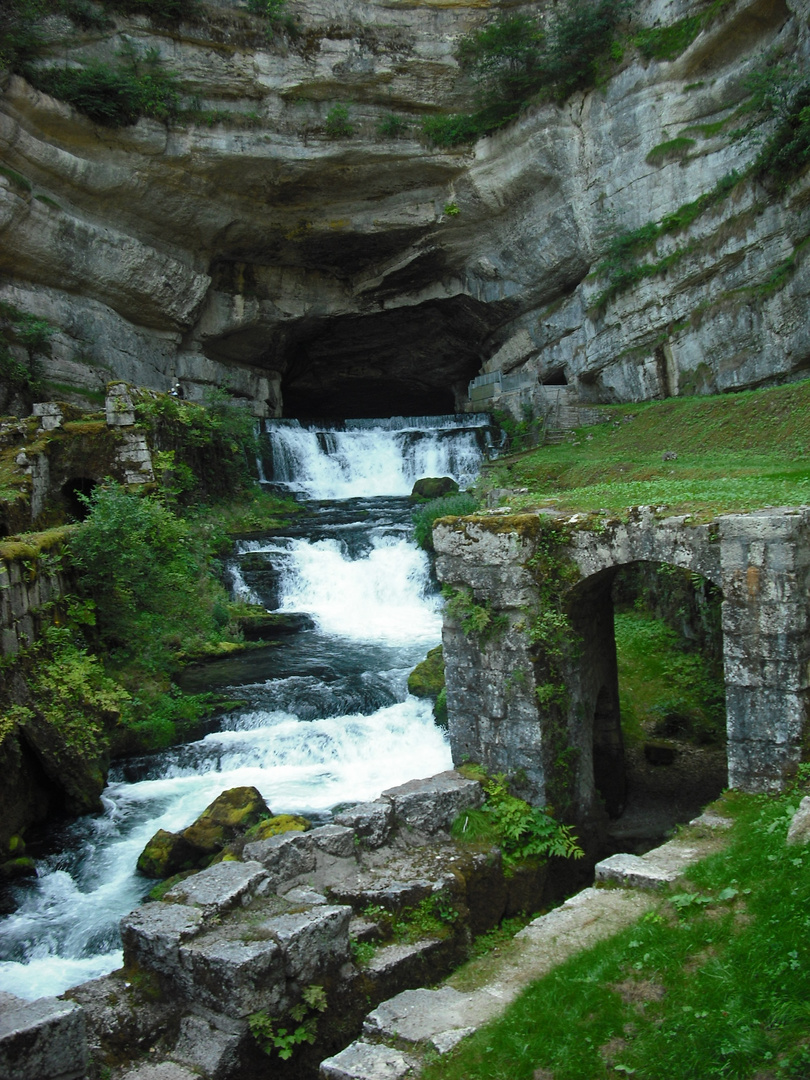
[{"x1": 318, "y1": 812, "x2": 733, "y2": 1080}]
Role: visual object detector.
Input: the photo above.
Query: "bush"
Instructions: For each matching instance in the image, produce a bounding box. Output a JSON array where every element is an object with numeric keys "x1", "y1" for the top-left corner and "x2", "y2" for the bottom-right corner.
[
  {"x1": 28, "y1": 58, "x2": 179, "y2": 126},
  {"x1": 377, "y1": 113, "x2": 409, "y2": 138},
  {"x1": 68, "y1": 483, "x2": 230, "y2": 670},
  {"x1": 324, "y1": 103, "x2": 353, "y2": 138}
]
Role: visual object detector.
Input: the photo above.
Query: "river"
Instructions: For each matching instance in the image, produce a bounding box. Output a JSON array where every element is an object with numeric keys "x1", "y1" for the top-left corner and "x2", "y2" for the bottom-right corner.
[{"x1": 0, "y1": 413, "x2": 493, "y2": 1002}]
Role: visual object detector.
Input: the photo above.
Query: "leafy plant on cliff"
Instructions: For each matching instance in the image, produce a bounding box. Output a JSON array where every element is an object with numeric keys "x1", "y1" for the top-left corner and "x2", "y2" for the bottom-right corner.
[
  {"x1": 424, "y1": 0, "x2": 631, "y2": 147},
  {"x1": 0, "y1": 301, "x2": 53, "y2": 401},
  {"x1": 324, "y1": 103, "x2": 354, "y2": 138},
  {"x1": 442, "y1": 585, "x2": 508, "y2": 645},
  {"x1": 452, "y1": 769, "x2": 583, "y2": 868}
]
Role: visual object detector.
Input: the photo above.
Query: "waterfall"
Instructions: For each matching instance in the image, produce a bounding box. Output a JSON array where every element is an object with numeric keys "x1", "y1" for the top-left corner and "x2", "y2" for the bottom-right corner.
[{"x1": 0, "y1": 414, "x2": 490, "y2": 1001}]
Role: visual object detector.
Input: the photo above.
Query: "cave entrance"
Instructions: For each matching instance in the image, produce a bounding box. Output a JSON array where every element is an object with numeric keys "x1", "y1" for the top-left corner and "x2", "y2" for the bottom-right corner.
[
  {"x1": 592, "y1": 684, "x2": 626, "y2": 820},
  {"x1": 61, "y1": 476, "x2": 96, "y2": 521},
  {"x1": 606, "y1": 562, "x2": 728, "y2": 852}
]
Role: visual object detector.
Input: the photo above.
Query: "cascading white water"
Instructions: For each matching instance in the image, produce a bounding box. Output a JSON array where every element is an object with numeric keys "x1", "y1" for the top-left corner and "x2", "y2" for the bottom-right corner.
[
  {"x1": 0, "y1": 414, "x2": 490, "y2": 1001},
  {"x1": 267, "y1": 414, "x2": 489, "y2": 498}
]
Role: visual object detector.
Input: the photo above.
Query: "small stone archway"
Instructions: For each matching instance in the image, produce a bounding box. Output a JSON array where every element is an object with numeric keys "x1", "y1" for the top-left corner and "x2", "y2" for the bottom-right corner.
[{"x1": 434, "y1": 506, "x2": 810, "y2": 831}]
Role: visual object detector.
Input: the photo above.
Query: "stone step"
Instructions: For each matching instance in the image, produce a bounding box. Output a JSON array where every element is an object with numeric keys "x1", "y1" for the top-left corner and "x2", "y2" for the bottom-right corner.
[{"x1": 319, "y1": 811, "x2": 733, "y2": 1080}]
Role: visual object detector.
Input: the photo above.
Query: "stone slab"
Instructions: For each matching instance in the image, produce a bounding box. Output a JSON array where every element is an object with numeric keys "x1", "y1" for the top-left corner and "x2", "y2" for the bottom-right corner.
[
  {"x1": 320, "y1": 1040, "x2": 416, "y2": 1080},
  {"x1": 179, "y1": 934, "x2": 286, "y2": 1019},
  {"x1": 120, "y1": 903, "x2": 203, "y2": 978},
  {"x1": 118, "y1": 1064, "x2": 200, "y2": 1080},
  {"x1": 264, "y1": 905, "x2": 352, "y2": 982},
  {"x1": 170, "y1": 1014, "x2": 242, "y2": 1079},
  {"x1": 333, "y1": 802, "x2": 394, "y2": 848},
  {"x1": 163, "y1": 859, "x2": 269, "y2": 915},
  {"x1": 381, "y1": 771, "x2": 483, "y2": 834},
  {"x1": 594, "y1": 853, "x2": 682, "y2": 889},
  {"x1": 363, "y1": 986, "x2": 491, "y2": 1049},
  {"x1": 0, "y1": 995, "x2": 87, "y2": 1080},
  {"x1": 242, "y1": 830, "x2": 316, "y2": 885},
  {"x1": 310, "y1": 824, "x2": 357, "y2": 858}
]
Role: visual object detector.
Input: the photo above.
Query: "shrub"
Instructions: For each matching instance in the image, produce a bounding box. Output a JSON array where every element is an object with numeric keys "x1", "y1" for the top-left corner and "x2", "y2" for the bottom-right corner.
[
  {"x1": 377, "y1": 113, "x2": 409, "y2": 138},
  {"x1": 421, "y1": 112, "x2": 482, "y2": 147},
  {"x1": 67, "y1": 483, "x2": 230, "y2": 670},
  {"x1": 324, "y1": 103, "x2": 353, "y2": 138},
  {"x1": 28, "y1": 59, "x2": 179, "y2": 126},
  {"x1": 452, "y1": 771, "x2": 583, "y2": 868}
]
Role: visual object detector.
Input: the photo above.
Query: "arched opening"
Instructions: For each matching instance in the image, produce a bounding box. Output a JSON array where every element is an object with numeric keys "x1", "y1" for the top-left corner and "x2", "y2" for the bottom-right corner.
[
  {"x1": 607, "y1": 561, "x2": 727, "y2": 852},
  {"x1": 61, "y1": 476, "x2": 96, "y2": 521}
]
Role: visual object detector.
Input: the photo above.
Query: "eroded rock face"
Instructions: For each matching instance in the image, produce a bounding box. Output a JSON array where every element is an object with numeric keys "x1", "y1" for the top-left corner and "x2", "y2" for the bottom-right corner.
[{"x1": 0, "y1": 0, "x2": 808, "y2": 417}]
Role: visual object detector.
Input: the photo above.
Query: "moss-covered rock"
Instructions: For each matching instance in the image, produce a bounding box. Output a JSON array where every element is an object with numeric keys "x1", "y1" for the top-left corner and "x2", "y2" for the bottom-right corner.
[
  {"x1": 407, "y1": 646, "x2": 445, "y2": 699},
  {"x1": 244, "y1": 813, "x2": 311, "y2": 842},
  {"x1": 137, "y1": 786, "x2": 271, "y2": 879},
  {"x1": 411, "y1": 477, "x2": 459, "y2": 500},
  {"x1": 136, "y1": 828, "x2": 198, "y2": 879},
  {"x1": 0, "y1": 856, "x2": 37, "y2": 881}
]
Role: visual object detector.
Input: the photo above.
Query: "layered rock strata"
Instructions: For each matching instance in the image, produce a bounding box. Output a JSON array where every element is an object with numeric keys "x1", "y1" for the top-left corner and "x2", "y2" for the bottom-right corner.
[{"x1": 0, "y1": 0, "x2": 808, "y2": 417}]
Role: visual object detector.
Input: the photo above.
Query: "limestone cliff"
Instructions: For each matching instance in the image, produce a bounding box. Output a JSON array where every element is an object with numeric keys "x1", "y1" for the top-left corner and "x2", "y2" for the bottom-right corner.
[{"x1": 0, "y1": 0, "x2": 808, "y2": 418}]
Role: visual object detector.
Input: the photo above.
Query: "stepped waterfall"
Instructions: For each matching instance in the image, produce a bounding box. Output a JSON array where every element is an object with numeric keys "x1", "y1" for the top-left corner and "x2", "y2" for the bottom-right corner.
[{"x1": 0, "y1": 415, "x2": 492, "y2": 1001}]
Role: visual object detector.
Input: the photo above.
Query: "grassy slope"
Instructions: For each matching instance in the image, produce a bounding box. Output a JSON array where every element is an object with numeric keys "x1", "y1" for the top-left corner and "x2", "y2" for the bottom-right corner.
[
  {"x1": 423, "y1": 784, "x2": 810, "y2": 1080},
  {"x1": 483, "y1": 380, "x2": 810, "y2": 518}
]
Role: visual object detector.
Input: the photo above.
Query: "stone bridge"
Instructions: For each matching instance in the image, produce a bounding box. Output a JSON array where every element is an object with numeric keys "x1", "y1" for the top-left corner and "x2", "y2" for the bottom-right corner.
[{"x1": 434, "y1": 506, "x2": 810, "y2": 828}]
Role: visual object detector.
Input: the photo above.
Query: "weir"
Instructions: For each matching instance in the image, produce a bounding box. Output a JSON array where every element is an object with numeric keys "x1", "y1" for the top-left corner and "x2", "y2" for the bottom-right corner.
[{"x1": 0, "y1": 414, "x2": 490, "y2": 1003}]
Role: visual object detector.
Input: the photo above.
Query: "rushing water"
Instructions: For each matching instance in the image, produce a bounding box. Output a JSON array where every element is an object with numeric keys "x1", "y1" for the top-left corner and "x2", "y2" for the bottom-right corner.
[{"x1": 0, "y1": 414, "x2": 492, "y2": 1001}]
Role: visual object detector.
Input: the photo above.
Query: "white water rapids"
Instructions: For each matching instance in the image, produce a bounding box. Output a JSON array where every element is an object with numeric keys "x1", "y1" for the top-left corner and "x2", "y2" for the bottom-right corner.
[{"x1": 0, "y1": 414, "x2": 491, "y2": 1001}]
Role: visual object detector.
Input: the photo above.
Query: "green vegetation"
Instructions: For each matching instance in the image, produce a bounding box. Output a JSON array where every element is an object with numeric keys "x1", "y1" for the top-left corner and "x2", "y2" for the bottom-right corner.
[
  {"x1": 376, "y1": 113, "x2": 409, "y2": 138},
  {"x1": 27, "y1": 48, "x2": 180, "y2": 127},
  {"x1": 442, "y1": 585, "x2": 508, "y2": 645},
  {"x1": 245, "y1": 0, "x2": 298, "y2": 38},
  {"x1": 0, "y1": 301, "x2": 53, "y2": 402},
  {"x1": 324, "y1": 103, "x2": 353, "y2": 138},
  {"x1": 452, "y1": 767, "x2": 583, "y2": 869},
  {"x1": 362, "y1": 891, "x2": 460, "y2": 944},
  {"x1": 633, "y1": 0, "x2": 734, "y2": 62},
  {"x1": 588, "y1": 170, "x2": 742, "y2": 310},
  {"x1": 493, "y1": 406, "x2": 545, "y2": 453},
  {"x1": 615, "y1": 609, "x2": 726, "y2": 746},
  {"x1": 480, "y1": 379, "x2": 810, "y2": 519},
  {"x1": 250, "y1": 985, "x2": 328, "y2": 1060},
  {"x1": 424, "y1": 782, "x2": 810, "y2": 1080},
  {"x1": 645, "y1": 136, "x2": 695, "y2": 164},
  {"x1": 424, "y1": 0, "x2": 630, "y2": 147},
  {"x1": 412, "y1": 492, "x2": 478, "y2": 551}
]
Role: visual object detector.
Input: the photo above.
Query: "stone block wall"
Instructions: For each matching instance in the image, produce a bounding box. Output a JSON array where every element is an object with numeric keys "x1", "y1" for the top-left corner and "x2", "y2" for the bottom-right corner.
[
  {"x1": 434, "y1": 506, "x2": 810, "y2": 825},
  {"x1": 0, "y1": 546, "x2": 70, "y2": 656}
]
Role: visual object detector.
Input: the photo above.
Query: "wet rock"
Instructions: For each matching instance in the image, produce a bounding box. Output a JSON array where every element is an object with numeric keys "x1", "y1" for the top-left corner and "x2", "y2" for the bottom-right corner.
[
  {"x1": 181, "y1": 786, "x2": 270, "y2": 853},
  {"x1": 243, "y1": 813, "x2": 311, "y2": 844},
  {"x1": 411, "y1": 477, "x2": 459, "y2": 500},
  {"x1": 0, "y1": 856, "x2": 37, "y2": 881},
  {"x1": 137, "y1": 787, "x2": 271, "y2": 879},
  {"x1": 136, "y1": 829, "x2": 199, "y2": 880},
  {"x1": 333, "y1": 802, "x2": 394, "y2": 849},
  {"x1": 0, "y1": 994, "x2": 87, "y2": 1080},
  {"x1": 162, "y1": 860, "x2": 270, "y2": 916},
  {"x1": 235, "y1": 610, "x2": 315, "y2": 640},
  {"x1": 381, "y1": 771, "x2": 483, "y2": 834}
]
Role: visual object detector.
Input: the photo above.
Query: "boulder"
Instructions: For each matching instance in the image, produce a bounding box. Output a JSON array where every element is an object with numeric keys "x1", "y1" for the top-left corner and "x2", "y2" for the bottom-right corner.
[
  {"x1": 137, "y1": 787, "x2": 271, "y2": 879},
  {"x1": 0, "y1": 995, "x2": 87, "y2": 1080},
  {"x1": 410, "y1": 477, "x2": 459, "y2": 500}
]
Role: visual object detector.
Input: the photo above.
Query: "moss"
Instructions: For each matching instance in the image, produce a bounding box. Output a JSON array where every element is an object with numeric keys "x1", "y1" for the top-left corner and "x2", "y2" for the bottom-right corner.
[
  {"x1": 244, "y1": 814, "x2": 311, "y2": 841},
  {"x1": 407, "y1": 645, "x2": 445, "y2": 698},
  {"x1": 646, "y1": 136, "x2": 696, "y2": 164},
  {"x1": 0, "y1": 526, "x2": 73, "y2": 564}
]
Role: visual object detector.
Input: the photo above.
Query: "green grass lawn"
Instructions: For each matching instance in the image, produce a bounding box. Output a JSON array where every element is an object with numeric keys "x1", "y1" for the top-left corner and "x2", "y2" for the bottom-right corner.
[
  {"x1": 484, "y1": 381, "x2": 810, "y2": 518},
  {"x1": 422, "y1": 783, "x2": 810, "y2": 1080}
]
